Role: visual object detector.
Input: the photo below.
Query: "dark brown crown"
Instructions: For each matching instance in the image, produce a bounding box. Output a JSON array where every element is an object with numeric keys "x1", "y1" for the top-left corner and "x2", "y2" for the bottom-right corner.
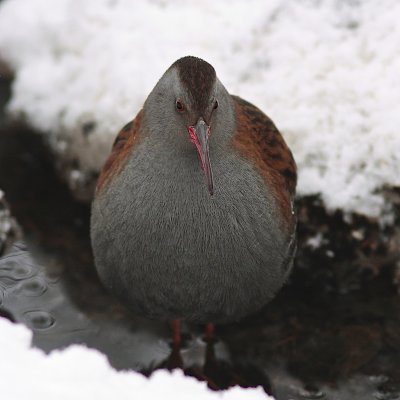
[{"x1": 171, "y1": 56, "x2": 217, "y2": 114}]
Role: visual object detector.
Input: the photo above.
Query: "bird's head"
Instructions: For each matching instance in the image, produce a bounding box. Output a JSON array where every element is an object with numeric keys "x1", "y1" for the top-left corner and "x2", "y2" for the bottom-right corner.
[{"x1": 144, "y1": 56, "x2": 232, "y2": 196}]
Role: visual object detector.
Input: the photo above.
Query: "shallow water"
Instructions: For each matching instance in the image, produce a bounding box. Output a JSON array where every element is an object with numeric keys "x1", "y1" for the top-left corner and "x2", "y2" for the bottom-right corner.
[{"x1": 1, "y1": 80, "x2": 400, "y2": 399}]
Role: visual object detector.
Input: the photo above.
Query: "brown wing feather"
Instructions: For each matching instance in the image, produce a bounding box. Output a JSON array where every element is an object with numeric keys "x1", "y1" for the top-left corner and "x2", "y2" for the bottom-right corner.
[
  {"x1": 232, "y1": 96, "x2": 297, "y2": 229},
  {"x1": 96, "y1": 109, "x2": 144, "y2": 194}
]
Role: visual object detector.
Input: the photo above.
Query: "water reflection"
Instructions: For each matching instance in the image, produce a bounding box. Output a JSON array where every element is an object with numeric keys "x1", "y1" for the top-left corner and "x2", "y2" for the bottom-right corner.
[{"x1": 23, "y1": 310, "x2": 55, "y2": 330}]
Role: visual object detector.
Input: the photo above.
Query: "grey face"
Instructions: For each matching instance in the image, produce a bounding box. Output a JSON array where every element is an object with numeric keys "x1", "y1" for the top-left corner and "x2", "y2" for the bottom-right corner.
[{"x1": 144, "y1": 67, "x2": 223, "y2": 195}]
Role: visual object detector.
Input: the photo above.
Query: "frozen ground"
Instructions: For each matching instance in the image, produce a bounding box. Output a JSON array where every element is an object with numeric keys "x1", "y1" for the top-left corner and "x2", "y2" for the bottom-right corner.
[
  {"x1": 0, "y1": 317, "x2": 271, "y2": 399},
  {"x1": 0, "y1": 0, "x2": 399, "y2": 217}
]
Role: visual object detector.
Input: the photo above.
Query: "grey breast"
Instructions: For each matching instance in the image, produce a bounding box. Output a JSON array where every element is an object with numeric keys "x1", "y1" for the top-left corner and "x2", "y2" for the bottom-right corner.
[{"x1": 91, "y1": 135, "x2": 290, "y2": 323}]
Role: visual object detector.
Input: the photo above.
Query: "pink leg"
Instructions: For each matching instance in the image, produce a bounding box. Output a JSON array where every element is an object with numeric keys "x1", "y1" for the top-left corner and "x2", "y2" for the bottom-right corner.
[
  {"x1": 205, "y1": 322, "x2": 215, "y2": 342},
  {"x1": 172, "y1": 319, "x2": 182, "y2": 348}
]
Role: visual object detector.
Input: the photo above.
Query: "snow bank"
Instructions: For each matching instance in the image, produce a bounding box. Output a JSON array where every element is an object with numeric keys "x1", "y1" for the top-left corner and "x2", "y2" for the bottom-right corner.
[
  {"x1": 0, "y1": 317, "x2": 271, "y2": 399},
  {"x1": 0, "y1": 0, "x2": 399, "y2": 218}
]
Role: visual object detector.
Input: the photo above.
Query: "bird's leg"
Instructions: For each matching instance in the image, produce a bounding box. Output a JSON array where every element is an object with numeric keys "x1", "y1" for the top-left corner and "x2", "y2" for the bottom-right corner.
[
  {"x1": 204, "y1": 322, "x2": 215, "y2": 343},
  {"x1": 165, "y1": 319, "x2": 184, "y2": 370},
  {"x1": 172, "y1": 319, "x2": 182, "y2": 348}
]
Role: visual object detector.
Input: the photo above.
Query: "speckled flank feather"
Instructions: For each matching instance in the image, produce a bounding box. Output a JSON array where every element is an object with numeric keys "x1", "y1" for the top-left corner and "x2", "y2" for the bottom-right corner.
[
  {"x1": 96, "y1": 110, "x2": 144, "y2": 193},
  {"x1": 232, "y1": 96, "x2": 297, "y2": 229}
]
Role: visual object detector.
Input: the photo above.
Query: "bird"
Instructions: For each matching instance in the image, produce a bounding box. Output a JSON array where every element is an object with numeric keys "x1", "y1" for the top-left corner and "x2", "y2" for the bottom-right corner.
[{"x1": 90, "y1": 56, "x2": 297, "y2": 346}]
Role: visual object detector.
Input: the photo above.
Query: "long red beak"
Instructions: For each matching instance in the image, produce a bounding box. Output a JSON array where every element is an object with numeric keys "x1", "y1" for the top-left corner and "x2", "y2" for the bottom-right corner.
[{"x1": 188, "y1": 118, "x2": 214, "y2": 196}]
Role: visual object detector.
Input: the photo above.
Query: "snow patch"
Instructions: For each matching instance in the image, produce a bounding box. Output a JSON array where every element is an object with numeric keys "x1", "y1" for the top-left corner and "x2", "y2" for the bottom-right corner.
[
  {"x1": 0, "y1": 0, "x2": 399, "y2": 218},
  {"x1": 0, "y1": 317, "x2": 272, "y2": 400}
]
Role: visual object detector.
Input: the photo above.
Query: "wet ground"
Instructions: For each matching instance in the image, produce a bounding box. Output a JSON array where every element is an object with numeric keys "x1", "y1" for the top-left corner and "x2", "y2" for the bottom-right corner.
[{"x1": 1, "y1": 77, "x2": 400, "y2": 399}]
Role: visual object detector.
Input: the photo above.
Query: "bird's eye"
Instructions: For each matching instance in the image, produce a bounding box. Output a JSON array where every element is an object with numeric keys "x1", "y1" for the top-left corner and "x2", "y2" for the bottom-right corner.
[
  {"x1": 213, "y1": 100, "x2": 219, "y2": 110},
  {"x1": 176, "y1": 100, "x2": 185, "y2": 112}
]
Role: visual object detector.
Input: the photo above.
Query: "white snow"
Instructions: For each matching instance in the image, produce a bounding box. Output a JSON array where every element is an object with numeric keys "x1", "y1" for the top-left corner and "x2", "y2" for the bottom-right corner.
[
  {"x1": 0, "y1": 317, "x2": 271, "y2": 400},
  {"x1": 306, "y1": 232, "x2": 325, "y2": 250},
  {"x1": 0, "y1": 0, "x2": 399, "y2": 219}
]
